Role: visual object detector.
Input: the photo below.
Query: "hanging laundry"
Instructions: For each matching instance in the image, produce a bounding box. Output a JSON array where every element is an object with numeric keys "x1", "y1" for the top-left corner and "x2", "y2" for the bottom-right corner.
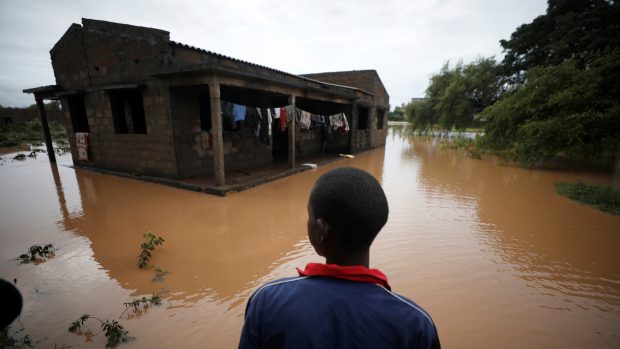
[
  {"x1": 299, "y1": 110, "x2": 312, "y2": 130},
  {"x1": 329, "y1": 113, "x2": 350, "y2": 134},
  {"x1": 245, "y1": 107, "x2": 261, "y2": 136},
  {"x1": 232, "y1": 104, "x2": 247, "y2": 122},
  {"x1": 267, "y1": 109, "x2": 273, "y2": 137},
  {"x1": 342, "y1": 113, "x2": 350, "y2": 132},
  {"x1": 279, "y1": 106, "x2": 288, "y2": 132},
  {"x1": 311, "y1": 114, "x2": 325, "y2": 128},
  {"x1": 259, "y1": 108, "x2": 270, "y2": 144}
]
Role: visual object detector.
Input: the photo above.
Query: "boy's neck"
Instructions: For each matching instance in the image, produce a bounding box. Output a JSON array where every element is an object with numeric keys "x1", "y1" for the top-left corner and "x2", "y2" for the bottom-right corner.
[{"x1": 325, "y1": 251, "x2": 370, "y2": 268}]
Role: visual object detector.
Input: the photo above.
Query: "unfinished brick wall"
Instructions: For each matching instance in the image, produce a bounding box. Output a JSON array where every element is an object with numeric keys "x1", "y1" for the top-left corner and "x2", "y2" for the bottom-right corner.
[
  {"x1": 60, "y1": 85, "x2": 176, "y2": 176},
  {"x1": 302, "y1": 70, "x2": 389, "y2": 107},
  {"x1": 51, "y1": 20, "x2": 170, "y2": 89},
  {"x1": 303, "y1": 71, "x2": 389, "y2": 153},
  {"x1": 42, "y1": 18, "x2": 390, "y2": 182},
  {"x1": 51, "y1": 19, "x2": 177, "y2": 176},
  {"x1": 170, "y1": 87, "x2": 273, "y2": 178}
]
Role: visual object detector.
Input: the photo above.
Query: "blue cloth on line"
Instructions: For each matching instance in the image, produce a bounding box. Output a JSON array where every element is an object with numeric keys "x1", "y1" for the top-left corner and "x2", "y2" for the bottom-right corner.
[{"x1": 232, "y1": 104, "x2": 247, "y2": 122}]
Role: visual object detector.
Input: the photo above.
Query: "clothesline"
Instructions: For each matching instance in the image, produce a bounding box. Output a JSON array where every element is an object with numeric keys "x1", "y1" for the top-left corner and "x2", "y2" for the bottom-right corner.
[{"x1": 220, "y1": 102, "x2": 350, "y2": 139}]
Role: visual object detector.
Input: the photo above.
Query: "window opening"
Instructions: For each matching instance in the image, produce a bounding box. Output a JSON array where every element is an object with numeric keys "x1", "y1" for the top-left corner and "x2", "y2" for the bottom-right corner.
[
  {"x1": 67, "y1": 94, "x2": 90, "y2": 132},
  {"x1": 377, "y1": 109, "x2": 385, "y2": 129},
  {"x1": 109, "y1": 90, "x2": 146, "y2": 134},
  {"x1": 357, "y1": 106, "x2": 369, "y2": 130}
]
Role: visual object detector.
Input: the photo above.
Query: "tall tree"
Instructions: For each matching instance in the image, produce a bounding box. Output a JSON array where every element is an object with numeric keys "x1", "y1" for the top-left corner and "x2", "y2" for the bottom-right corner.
[
  {"x1": 500, "y1": 0, "x2": 620, "y2": 84},
  {"x1": 418, "y1": 58, "x2": 501, "y2": 130},
  {"x1": 482, "y1": 50, "x2": 620, "y2": 165}
]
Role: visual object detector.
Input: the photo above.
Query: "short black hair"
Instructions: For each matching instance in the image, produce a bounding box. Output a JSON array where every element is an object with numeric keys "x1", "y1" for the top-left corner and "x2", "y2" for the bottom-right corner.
[{"x1": 309, "y1": 167, "x2": 389, "y2": 250}]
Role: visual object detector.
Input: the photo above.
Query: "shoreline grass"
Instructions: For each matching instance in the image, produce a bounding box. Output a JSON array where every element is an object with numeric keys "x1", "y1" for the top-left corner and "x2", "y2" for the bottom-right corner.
[{"x1": 555, "y1": 181, "x2": 620, "y2": 216}]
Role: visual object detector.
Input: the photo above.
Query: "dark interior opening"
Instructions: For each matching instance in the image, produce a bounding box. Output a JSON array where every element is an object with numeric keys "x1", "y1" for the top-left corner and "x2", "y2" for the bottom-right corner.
[
  {"x1": 377, "y1": 109, "x2": 385, "y2": 129},
  {"x1": 67, "y1": 94, "x2": 89, "y2": 133},
  {"x1": 220, "y1": 85, "x2": 288, "y2": 108},
  {"x1": 295, "y1": 97, "x2": 349, "y2": 115},
  {"x1": 271, "y1": 117, "x2": 288, "y2": 161},
  {"x1": 109, "y1": 89, "x2": 146, "y2": 134},
  {"x1": 358, "y1": 106, "x2": 369, "y2": 130}
]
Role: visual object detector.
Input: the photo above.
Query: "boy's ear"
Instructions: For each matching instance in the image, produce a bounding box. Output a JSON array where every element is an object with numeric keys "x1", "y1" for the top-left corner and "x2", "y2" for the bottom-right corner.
[{"x1": 316, "y1": 218, "x2": 330, "y2": 240}]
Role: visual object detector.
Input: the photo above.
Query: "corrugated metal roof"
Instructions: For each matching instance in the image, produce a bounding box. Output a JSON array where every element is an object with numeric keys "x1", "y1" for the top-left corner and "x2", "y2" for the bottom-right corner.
[{"x1": 169, "y1": 41, "x2": 372, "y2": 95}]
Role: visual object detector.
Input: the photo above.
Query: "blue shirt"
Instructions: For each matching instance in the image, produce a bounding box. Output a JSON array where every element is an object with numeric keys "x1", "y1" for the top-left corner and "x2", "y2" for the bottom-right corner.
[{"x1": 239, "y1": 276, "x2": 440, "y2": 349}]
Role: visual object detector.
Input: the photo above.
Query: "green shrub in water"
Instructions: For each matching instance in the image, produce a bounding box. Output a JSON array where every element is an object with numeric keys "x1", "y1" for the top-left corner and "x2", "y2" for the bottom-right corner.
[{"x1": 555, "y1": 181, "x2": 620, "y2": 216}]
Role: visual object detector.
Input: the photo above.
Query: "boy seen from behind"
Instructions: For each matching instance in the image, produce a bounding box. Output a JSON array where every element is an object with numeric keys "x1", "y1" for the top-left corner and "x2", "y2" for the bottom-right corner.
[{"x1": 239, "y1": 167, "x2": 440, "y2": 349}]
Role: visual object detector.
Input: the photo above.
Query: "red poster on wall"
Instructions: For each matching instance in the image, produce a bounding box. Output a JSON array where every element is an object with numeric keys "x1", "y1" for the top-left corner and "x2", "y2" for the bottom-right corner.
[{"x1": 75, "y1": 132, "x2": 89, "y2": 161}]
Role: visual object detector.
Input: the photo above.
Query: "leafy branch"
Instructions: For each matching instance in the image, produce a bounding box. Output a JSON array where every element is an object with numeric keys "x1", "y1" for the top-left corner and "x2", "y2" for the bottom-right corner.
[
  {"x1": 0, "y1": 327, "x2": 32, "y2": 349},
  {"x1": 68, "y1": 314, "x2": 133, "y2": 347},
  {"x1": 123, "y1": 294, "x2": 161, "y2": 309},
  {"x1": 17, "y1": 243, "x2": 55, "y2": 264},
  {"x1": 138, "y1": 232, "x2": 164, "y2": 269},
  {"x1": 69, "y1": 291, "x2": 164, "y2": 347}
]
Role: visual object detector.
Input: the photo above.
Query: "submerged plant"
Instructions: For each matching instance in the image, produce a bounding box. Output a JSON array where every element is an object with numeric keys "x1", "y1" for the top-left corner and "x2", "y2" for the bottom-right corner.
[
  {"x1": 68, "y1": 314, "x2": 133, "y2": 347},
  {"x1": 123, "y1": 294, "x2": 162, "y2": 309},
  {"x1": 151, "y1": 266, "x2": 169, "y2": 282},
  {"x1": 138, "y1": 232, "x2": 165, "y2": 269},
  {"x1": 17, "y1": 243, "x2": 55, "y2": 264},
  {"x1": 1, "y1": 327, "x2": 33, "y2": 349},
  {"x1": 69, "y1": 291, "x2": 164, "y2": 346}
]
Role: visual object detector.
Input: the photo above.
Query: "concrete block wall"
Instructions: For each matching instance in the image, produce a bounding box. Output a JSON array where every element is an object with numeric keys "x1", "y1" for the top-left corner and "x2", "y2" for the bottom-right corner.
[
  {"x1": 302, "y1": 70, "x2": 389, "y2": 107},
  {"x1": 51, "y1": 19, "x2": 176, "y2": 177},
  {"x1": 170, "y1": 88, "x2": 213, "y2": 178},
  {"x1": 170, "y1": 88, "x2": 273, "y2": 178},
  {"x1": 351, "y1": 130, "x2": 371, "y2": 153},
  {"x1": 303, "y1": 71, "x2": 389, "y2": 153},
  {"x1": 223, "y1": 129, "x2": 272, "y2": 172},
  {"x1": 63, "y1": 84, "x2": 177, "y2": 177},
  {"x1": 296, "y1": 127, "x2": 323, "y2": 157},
  {"x1": 51, "y1": 20, "x2": 170, "y2": 91}
]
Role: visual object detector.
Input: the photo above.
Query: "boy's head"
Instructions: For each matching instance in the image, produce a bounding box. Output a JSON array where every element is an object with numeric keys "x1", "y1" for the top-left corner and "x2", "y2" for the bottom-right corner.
[{"x1": 307, "y1": 167, "x2": 389, "y2": 256}]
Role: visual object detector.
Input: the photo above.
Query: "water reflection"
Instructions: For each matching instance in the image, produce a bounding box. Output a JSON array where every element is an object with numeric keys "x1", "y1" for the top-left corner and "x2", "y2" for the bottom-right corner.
[
  {"x1": 405, "y1": 129, "x2": 620, "y2": 306},
  {"x1": 378, "y1": 126, "x2": 620, "y2": 348},
  {"x1": 55, "y1": 144, "x2": 386, "y2": 306},
  {"x1": 2, "y1": 127, "x2": 619, "y2": 348}
]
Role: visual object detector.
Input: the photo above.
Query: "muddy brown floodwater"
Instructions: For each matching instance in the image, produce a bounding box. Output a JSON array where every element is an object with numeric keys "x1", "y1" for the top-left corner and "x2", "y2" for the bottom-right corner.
[{"x1": 1, "y1": 125, "x2": 619, "y2": 348}]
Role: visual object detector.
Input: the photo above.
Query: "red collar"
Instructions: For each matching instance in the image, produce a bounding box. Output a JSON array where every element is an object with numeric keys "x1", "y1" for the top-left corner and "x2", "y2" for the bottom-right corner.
[{"x1": 297, "y1": 263, "x2": 391, "y2": 290}]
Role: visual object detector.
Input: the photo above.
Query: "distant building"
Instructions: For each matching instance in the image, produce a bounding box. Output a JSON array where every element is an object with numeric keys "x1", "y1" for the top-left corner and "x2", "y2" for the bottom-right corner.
[{"x1": 25, "y1": 19, "x2": 389, "y2": 187}]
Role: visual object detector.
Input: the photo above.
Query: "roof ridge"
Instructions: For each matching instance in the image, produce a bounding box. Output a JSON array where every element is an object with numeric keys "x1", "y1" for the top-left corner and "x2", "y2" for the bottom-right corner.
[{"x1": 168, "y1": 41, "x2": 373, "y2": 95}]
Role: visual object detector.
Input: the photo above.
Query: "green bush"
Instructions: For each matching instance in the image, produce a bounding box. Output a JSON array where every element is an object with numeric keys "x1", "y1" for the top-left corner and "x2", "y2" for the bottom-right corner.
[{"x1": 555, "y1": 181, "x2": 620, "y2": 216}]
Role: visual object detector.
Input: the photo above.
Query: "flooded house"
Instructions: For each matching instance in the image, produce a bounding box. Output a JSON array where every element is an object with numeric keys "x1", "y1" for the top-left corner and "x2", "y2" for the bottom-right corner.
[{"x1": 24, "y1": 19, "x2": 389, "y2": 193}]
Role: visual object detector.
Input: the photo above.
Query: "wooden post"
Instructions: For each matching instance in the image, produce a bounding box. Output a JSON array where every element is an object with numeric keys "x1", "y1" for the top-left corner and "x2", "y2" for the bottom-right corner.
[
  {"x1": 35, "y1": 95, "x2": 56, "y2": 163},
  {"x1": 209, "y1": 78, "x2": 225, "y2": 186},
  {"x1": 288, "y1": 95, "x2": 296, "y2": 168},
  {"x1": 50, "y1": 162, "x2": 69, "y2": 220}
]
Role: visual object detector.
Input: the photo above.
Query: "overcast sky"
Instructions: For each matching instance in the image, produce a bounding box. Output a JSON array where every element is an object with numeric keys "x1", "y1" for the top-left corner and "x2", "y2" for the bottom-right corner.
[{"x1": 0, "y1": 0, "x2": 546, "y2": 109}]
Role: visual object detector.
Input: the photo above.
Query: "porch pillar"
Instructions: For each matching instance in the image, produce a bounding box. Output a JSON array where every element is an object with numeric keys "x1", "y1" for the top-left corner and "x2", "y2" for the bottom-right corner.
[
  {"x1": 350, "y1": 100, "x2": 359, "y2": 153},
  {"x1": 209, "y1": 78, "x2": 225, "y2": 186},
  {"x1": 369, "y1": 103, "x2": 378, "y2": 148},
  {"x1": 35, "y1": 95, "x2": 56, "y2": 163},
  {"x1": 288, "y1": 95, "x2": 296, "y2": 168}
]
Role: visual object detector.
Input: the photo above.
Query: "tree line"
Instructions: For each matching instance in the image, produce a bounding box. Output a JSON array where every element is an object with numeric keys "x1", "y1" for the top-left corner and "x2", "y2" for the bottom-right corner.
[{"x1": 392, "y1": 0, "x2": 620, "y2": 166}]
